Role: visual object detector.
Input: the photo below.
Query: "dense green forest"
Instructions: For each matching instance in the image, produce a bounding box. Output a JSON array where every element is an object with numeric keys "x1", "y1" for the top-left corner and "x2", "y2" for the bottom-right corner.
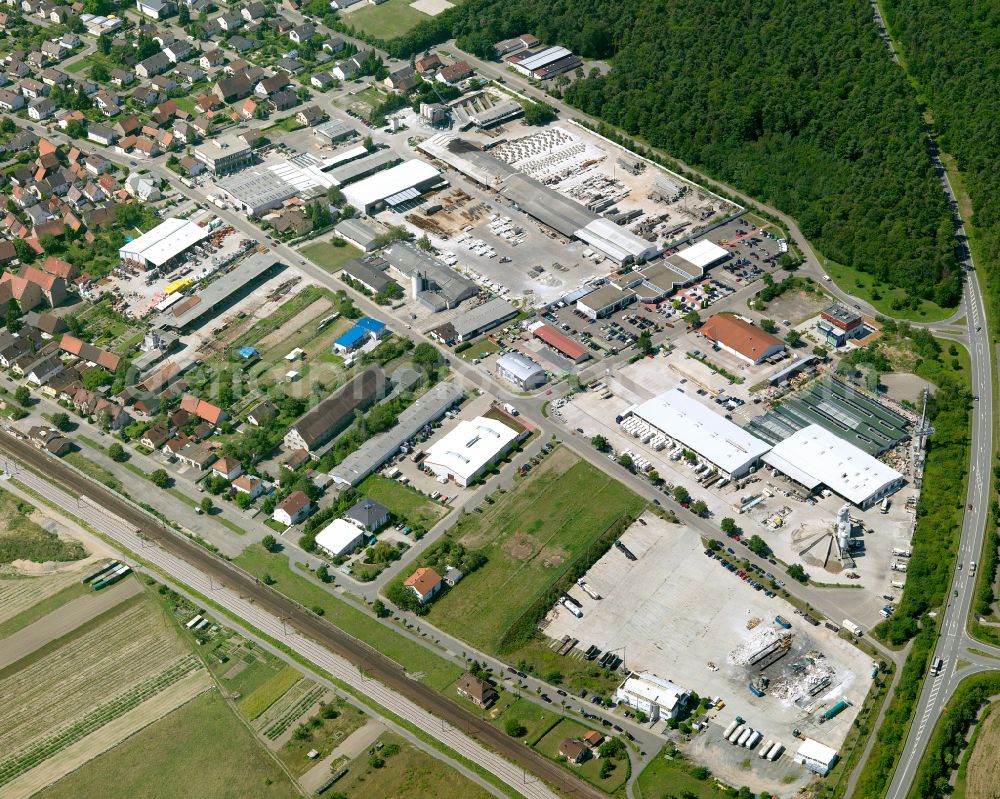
[
  {"x1": 880, "y1": 0, "x2": 1000, "y2": 321},
  {"x1": 379, "y1": 0, "x2": 959, "y2": 305}
]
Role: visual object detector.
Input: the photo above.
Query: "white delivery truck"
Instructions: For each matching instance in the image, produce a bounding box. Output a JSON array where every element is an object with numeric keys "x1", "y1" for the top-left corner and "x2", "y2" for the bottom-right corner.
[{"x1": 843, "y1": 619, "x2": 863, "y2": 636}]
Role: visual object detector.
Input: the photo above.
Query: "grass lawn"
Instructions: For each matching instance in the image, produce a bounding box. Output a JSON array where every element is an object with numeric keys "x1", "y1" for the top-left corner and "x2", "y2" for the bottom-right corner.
[
  {"x1": 460, "y1": 339, "x2": 500, "y2": 361},
  {"x1": 823, "y1": 258, "x2": 954, "y2": 322},
  {"x1": 301, "y1": 240, "x2": 363, "y2": 273},
  {"x1": 270, "y1": 115, "x2": 305, "y2": 133},
  {"x1": 534, "y1": 718, "x2": 629, "y2": 792},
  {"x1": 37, "y1": 692, "x2": 298, "y2": 799},
  {"x1": 358, "y1": 475, "x2": 446, "y2": 529},
  {"x1": 487, "y1": 696, "x2": 560, "y2": 746},
  {"x1": 635, "y1": 750, "x2": 725, "y2": 798},
  {"x1": 174, "y1": 96, "x2": 196, "y2": 114},
  {"x1": 329, "y1": 731, "x2": 494, "y2": 799},
  {"x1": 346, "y1": 0, "x2": 431, "y2": 40},
  {"x1": 64, "y1": 451, "x2": 123, "y2": 493},
  {"x1": 234, "y1": 544, "x2": 462, "y2": 690},
  {"x1": 0, "y1": 492, "x2": 86, "y2": 565},
  {"x1": 426, "y1": 449, "x2": 645, "y2": 653}
]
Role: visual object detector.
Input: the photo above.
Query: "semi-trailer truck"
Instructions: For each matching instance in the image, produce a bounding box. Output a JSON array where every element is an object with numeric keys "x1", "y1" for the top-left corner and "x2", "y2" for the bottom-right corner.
[
  {"x1": 728, "y1": 725, "x2": 745, "y2": 743},
  {"x1": 892, "y1": 547, "x2": 912, "y2": 558},
  {"x1": 842, "y1": 619, "x2": 863, "y2": 636},
  {"x1": 745, "y1": 730, "x2": 762, "y2": 749},
  {"x1": 759, "y1": 740, "x2": 774, "y2": 759},
  {"x1": 736, "y1": 728, "x2": 753, "y2": 746},
  {"x1": 723, "y1": 720, "x2": 740, "y2": 739},
  {"x1": 768, "y1": 743, "x2": 784, "y2": 761}
]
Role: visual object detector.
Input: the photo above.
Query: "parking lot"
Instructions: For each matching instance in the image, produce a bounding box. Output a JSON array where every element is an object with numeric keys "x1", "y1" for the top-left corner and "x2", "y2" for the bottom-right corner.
[{"x1": 545, "y1": 513, "x2": 874, "y2": 794}]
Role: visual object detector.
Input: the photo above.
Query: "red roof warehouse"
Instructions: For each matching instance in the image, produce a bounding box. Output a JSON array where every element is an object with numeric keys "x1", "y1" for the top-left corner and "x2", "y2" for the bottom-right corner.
[{"x1": 528, "y1": 322, "x2": 590, "y2": 363}]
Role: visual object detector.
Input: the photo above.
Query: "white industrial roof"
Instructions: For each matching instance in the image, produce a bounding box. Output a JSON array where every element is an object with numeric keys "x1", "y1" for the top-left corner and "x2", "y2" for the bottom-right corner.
[
  {"x1": 315, "y1": 518, "x2": 365, "y2": 557},
  {"x1": 497, "y1": 351, "x2": 544, "y2": 382},
  {"x1": 618, "y1": 672, "x2": 686, "y2": 711},
  {"x1": 677, "y1": 239, "x2": 729, "y2": 268},
  {"x1": 576, "y1": 218, "x2": 660, "y2": 263},
  {"x1": 795, "y1": 738, "x2": 838, "y2": 765},
  {"x1": 518, "y1": 46, "x2": 572, "y2": 71},
  {"x1": 631, "y1": 389, "x2": 770, "y2": 475},
  {"x1": 119, "y1": 218, "x2": 210, "y2": 268},
  {"x1": 762, "y1": 424, "x2": 903, "y2": 506},
  {"x1": 425, "y1": 416, "x2": 517, "y2": 483},
  {"x1": 342, "y1": 159, "x2": 440, "y2": 210}
]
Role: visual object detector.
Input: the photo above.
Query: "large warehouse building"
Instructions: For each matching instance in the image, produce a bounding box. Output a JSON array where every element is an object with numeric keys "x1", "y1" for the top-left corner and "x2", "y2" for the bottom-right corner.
[
  {"x1": 424, "y1": 416, "x2": 520, "y2": 487},
  {"x1": 762, "y1": 424, "x2": 904, "y2": 508},
  {"x1": 342, "y1": 160, "x2": 443, "y2": 215},
  {"x1": 119, "y1": 218, "x2": 210, "y2": 271},
  {"x1": 627, "y1": 388, "x2": 770, "y2": 478},
  {"x1": 700, "y1": 314, "x2": 785, "y2": 365}
]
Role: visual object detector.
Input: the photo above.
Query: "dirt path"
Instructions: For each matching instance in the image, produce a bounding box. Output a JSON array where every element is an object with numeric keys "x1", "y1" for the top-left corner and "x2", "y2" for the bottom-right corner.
[
  {"x1": 298, "y1": 718, "x2": 386, "y2": 794},
  {"x1": 0, "y1": 577, "x2": 142, "y2": 669},
  {"x1": 257, "y1": 298, "x2": 331, "y2": 352},
  {"x1": 2, "y1": 669, "x2": 212, "y2": 799}
]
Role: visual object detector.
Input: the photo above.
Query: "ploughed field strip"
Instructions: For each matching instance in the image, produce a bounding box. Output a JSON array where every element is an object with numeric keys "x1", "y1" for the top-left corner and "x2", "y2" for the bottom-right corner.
[{"x1": 0, "y1": 599, "x2": 203, "y2": 787}]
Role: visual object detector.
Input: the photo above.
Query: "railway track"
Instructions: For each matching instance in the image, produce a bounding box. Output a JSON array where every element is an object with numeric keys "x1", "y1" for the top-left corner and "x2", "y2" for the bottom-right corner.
[{"x1": 0, "y1": 433, "x2": 606, "y2": 799}]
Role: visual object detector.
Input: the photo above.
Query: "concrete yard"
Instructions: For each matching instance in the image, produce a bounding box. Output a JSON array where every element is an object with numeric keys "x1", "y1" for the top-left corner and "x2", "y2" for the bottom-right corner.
[{"x1": 544, "y1": 513, "x2": 873, "y2": 790}]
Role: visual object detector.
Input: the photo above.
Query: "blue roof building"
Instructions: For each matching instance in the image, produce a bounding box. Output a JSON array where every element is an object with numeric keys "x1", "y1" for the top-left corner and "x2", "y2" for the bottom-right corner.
[
  {"x1": 355, "y1": 317, "x2": 386, "y2": 336},
  {"x1": 239, "y1": 346, "x2": 259, "y2": 359},
  {"x1": 333, "y1": 326, "x2": 369, "y2": 353}
]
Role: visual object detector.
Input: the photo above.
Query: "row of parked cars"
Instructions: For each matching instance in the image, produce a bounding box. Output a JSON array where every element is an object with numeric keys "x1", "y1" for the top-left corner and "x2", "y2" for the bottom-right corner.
[{"x1": 705, "y1": 548, "x2": 778, "y2": 597}]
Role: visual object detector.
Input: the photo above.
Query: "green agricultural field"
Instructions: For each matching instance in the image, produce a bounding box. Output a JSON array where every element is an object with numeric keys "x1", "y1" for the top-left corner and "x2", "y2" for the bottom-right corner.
[
  {"x1": 534, "y1": 719, "x2": 629, "y2": 791},
  {"x1": 0, "y1": 580, "x2": 90, "y2": 640},
  {"x1": 358, "y1": 475, "x2": 447, "y2": 529},
  {"x1": 0, "y1": 493, "x2": 86, "y2": 565},
  {"x1": 234, "y1": 545, "x2": 462, "y2": 690},
  {"x1": 239, "y1": 665, "x2": 302, "y2": 719},
  {"x1": 302, "y1": 240, "x2": 364, "y2": 273},
  {"x1": 37, "y1": 692, "x2": 298, "y2": 799},
  {"x1": 329, "y1": 731, "x2": 493, "y2": 799},
  {"x1": 426, "y1": 448, "x2": 645, "y2": 653},
  {"x1": 345, "y1": 0, "x2": 431, "y2": 40}
]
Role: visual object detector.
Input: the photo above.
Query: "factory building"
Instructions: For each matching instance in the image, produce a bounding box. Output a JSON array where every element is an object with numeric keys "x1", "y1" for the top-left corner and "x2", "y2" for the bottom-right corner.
[
  {"x1": 627, "y1": 388, "x2": 770, "y2": 479},
  {"x1": 441, "y1": 297, "x2": 518, "y2": 342},
  {"x1": 495, "y1": 352, "x2": 546, "y2": 390},
  {"x1": 381, "y1": 241, "x2": 478, "y2": 311},
  {"x1": 424, "y1": 416, "x2": 520, "y2": 487},
  {"x1": 615, "y1": 672, "x2": 689, "y2": 722},
  {"x1": 527, "y1": 321, "x2": 590, "y2": 364},
  {"x1": 342, "y1": 159, "x2": 443, "y2": 215},
  {"x1": 329, "y1": 380, "x2": 465, "y2": 486},
  {"x1": 507, "y1": 46, "x2": 582, "y2": 80},
  {"x1": 194, "y1": 134, "x2": 253, "y2": 175},
  {"x1": 700, "y1": 314, "x2": 785, "y2": 365},
  {"x1": 762, "y1": 424, "x2": 905, "y2": 509},
  {"x1": 576, "y1": 284, "x2": 637, "y2": 320},
  {"x1": 119, "y1": 218, "x2": 210, "y2": 272},
  {"x1": 673, "y1": 239, "x2": 730, "y2": 270}
]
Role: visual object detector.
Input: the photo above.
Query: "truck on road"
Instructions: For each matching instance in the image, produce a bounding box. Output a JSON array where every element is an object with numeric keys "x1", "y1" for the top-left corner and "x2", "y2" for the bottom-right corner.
[{"x1": 843, "y1": 619, "x2": 863, "y2": 636}]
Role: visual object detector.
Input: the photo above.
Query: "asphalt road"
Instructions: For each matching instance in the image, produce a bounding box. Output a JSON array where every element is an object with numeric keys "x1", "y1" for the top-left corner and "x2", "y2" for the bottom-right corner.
[
  {"x1": 885, "y1": 167, "x2": 996, "y2": 795},
  {"x1": 0, "y1": 432, "x2": 607, "y2": 799}
]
